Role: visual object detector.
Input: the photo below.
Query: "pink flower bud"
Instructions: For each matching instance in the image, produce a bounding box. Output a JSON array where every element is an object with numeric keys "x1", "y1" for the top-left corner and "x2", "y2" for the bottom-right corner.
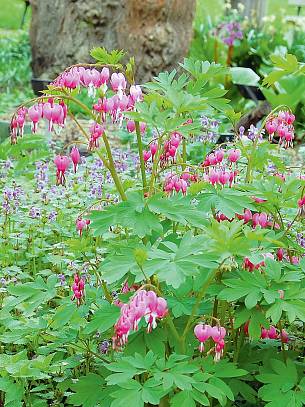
[
  {"x1": 194, "y1": 324, "x2": 211, "y2": 344},
  {"x1": 76, "y1": 218, "x2": 87, "y2": 236},
  {"x1": 215, "y1": 149, "x2": 224, "y2": 163},
  {"x1": 111, "y1": 72, "x2": 127, "y2": 92},
  {"x1": 208, "y1": 153, "x2": 217, "y2": 166},
  {"x1": 243, "y1": 209, "x2": 252, "y2": 223},
  {"x1": 54, "y1": 155, "x2": 70, "y2": 185},
  {"x1": 219, "y1": 171, "x2": 230, "y2": 186},
  {"x1": 140, "y1": 122, "x2": 146, "y2": 134},
  {"x1": 209, "y1": 170, "x2": 219, "y2": 185},
  {"x1": 130, "y1": 85, "x2": 143, "y2": 102},
  {"x1": 228, "y1": 149, "x2": 241, "y2": 163},
  {"x1": 143, "y1": 150, "x2": 151, "y2": 162},
  {"x1": 277, "y1": 248, "x2": 284, "y2": 261},
  {"x1": 126, "y1": 120, "x2": 136, "y2": 133},
  {"x1": 150, "y1": 142, "x2": 158, "y2": 157},
  {"x1": 258, "y1": 212, "x2": 268, "y2": 228},
  {"x1": 268, "y1": 325, "x2": 277, "y2": 339},
  {"x1": 100, "y1": 67, "x2": 110, "y2": 84},
  {"x1": 280, "y1": 329, "x2": 289, "y2": 343},
  {"x1": 70, "y1": 147, "x2": 81, "y2": 173},
  {"x1": 170, "y1": 134, "x2": 180, "y2": 148},
  {"x1": 168, "y1": 146, "x2": 177, "y2": 158},
  {"x1": 261, "y1": 328, "x2": 268, "y2": 339}
]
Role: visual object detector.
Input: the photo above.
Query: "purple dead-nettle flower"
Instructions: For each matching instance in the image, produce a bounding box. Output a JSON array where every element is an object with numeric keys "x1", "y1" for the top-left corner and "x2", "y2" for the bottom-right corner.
[
  {"x1": 92, "y1": 158, "x2": 104, "y2": 169},
  {"x1": 29, "y1": 207, "x2": 41, "y2": 219},
  {"x1": 99, "y1": 340, "x2": 110, "y2": 354},
  {"x1": 2, "y1": 185, "x2": 24, "y2": 214},
  {"x1": 199, "y1": 115, "x2": 219, "y2": 143},
  {"x1": 2, "y1": 200, "x2": 10, "y2": 214},
  {"x1": 4, "y1": 159, "x2": 13, "y2": 170},
  {"x1": 58, "y1": 273, "x2": 66, "y2": 286},
  {"x1": 239, "y1": 126, "x2": 245, "y2": 137},
  {"x1": 297, "y1": 233, "x2": 305, "y2": 248},
  {"x1": 49, "y1": 186, "x2": 58, "y2": 196},
  {"x1": 200, "y1": 115, "x2": 210, "y2": 127},
  {"x1": 90, "y1": 185, "x2": 103, "y2": 198},
  {"x1": 48, "y1": 210, "x2": 57, "y2": 222},
  {"x1": 267, "y1": 164, "x2": 277, "y2": 174},
  {"x1": 247, "y1": 124, "x2": 264, "y2": 141},
  {"x1": 0, "y1": 277, "x2": 6, "y2": 285},
  {"x1": 12, "y1": 185, "x2": 24, "y2": 201},
  {"x1": 210, "y1": 120, "x2": 220, "y2": 129},
  {"x1": 35, "y1": 161, "x2": 49, "y2": 191},
  {"x1": 205, "y1": 132, "x2": 218, "y2": 143}
]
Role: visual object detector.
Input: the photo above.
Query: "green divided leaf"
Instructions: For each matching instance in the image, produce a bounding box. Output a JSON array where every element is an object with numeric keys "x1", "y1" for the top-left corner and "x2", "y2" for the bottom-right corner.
[
  {"x1": 0, "y1": 377, "x2": 24, "y2": 407},
  {"x1": 90, "y1": 47, "x2": 125, "y2": 65},
  {"x1": 83, "y1": 302, "x2": 120, "y2": 335},
  {"x1": 68, "y1": 373, "x2": 106, "y2": 407}
]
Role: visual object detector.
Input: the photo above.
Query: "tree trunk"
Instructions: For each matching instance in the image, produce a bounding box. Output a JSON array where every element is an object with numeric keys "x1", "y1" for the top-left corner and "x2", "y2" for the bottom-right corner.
[
  {"x1": 29, "y1": 0, "x2": 195, "y2": 83},
  {"x1": 230, "y1": 0, "x2": 267, "y2": 26}
]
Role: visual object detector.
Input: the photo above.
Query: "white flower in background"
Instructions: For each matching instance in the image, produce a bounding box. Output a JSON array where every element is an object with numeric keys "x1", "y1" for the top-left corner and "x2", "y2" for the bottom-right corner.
[{"x1": 237, "y1": 2, "x2": 245, "y2": 12}]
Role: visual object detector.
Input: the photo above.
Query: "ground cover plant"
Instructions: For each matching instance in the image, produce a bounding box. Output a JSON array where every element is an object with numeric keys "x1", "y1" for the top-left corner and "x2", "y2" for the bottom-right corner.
[
  {"x1": 0, "y1": 29, "x2": 33, "y2": 114},
  {"x1": 0, "y1": 47, "x2": 305, "y2": 407}
]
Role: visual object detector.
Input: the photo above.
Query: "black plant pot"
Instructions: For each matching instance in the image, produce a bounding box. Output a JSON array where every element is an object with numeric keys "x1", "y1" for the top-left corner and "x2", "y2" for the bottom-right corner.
[
  {"x1": 31, "y1": 78, "x2": 52, "y2": 96},
  {"x1": 217, "y1": 133, "x2": 235, "y2": 144},
  {"x1": 237, "y1": 84, "x2": 265, "y2": 102}
]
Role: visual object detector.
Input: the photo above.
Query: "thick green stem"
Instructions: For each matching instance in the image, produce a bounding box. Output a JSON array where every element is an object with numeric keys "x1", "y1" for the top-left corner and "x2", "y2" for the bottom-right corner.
[
  {"x1": 149, "y1": 133, "x2": 163, "y2": 195},
  {"x1": 64, "y1": 95, "x2": 127, "y2": 200},
  {"x1": 67, "y1": 111, "x2": 110, "y2": 170},
  {"x1": 102, "y1": 130, "x2": 127, "y2": 201},
  {"x1": 159, "y1": 396, "x2": 170, "y2": 407},
  {"x1": 165, "y1": 315, "x2": 181, "y2": 347},
  {"x1": 182, "y1": 137, "x2": 187, "y2": 171},
  {"x1": 135, "y1": 121, "x2": 147, "y2": 192},
  {"x1": 233, "y1": 328, "x2": 245, "y2": 363},
  {"x1": 278, "y1": 320, "x2": 287, "y2": 362}
]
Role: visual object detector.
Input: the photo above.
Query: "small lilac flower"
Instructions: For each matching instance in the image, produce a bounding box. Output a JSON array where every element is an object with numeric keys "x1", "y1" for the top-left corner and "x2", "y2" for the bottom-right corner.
[
  {"x1": 29, "y1": 207, "x2": 41, "y2": 219},
  {"x1": 239, "y1": 126, "x2": 245, "y2": 137},
  {"x1": 247, "y1": 125, "x2": 264, "y2": 141},
  {"x1": 48, "y1": 210, "x2": 57, "y2": 222},
  {"x1": 58, "y1": 274, "x2": 66, "y2": 286},
  {"x1": 99, "y1": 340, "x2": 110, "y2": 354}
]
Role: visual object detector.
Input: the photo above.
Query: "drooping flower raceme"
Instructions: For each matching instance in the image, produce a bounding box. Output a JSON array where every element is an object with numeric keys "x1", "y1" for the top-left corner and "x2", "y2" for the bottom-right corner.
[
  {"x1": 71, "y1": 273, "x2": 85, "y2": 306},
  {"x1": 194, "y1": 323, "x2": 226, "y2": 361},
  {"x1": 265, "y1": 110, "x2": 295, "y2": 148},
  {"x1": 202, "y1": 148, "x2": 241, "y2": 187},
  {"x1": 10, "y1": 107, "x2": 27, "y2": 142},
  {"x1": 11, "y1": 68, "x2": 145, "y2": 165},
  {"x1": 244, "y1": 322, "x2": 289, "y2": 343},
  {"x1": 163, "y1": 172, "x2": 198, "y2": 195},
  {"x1": 113, "y1": 289, "x2": 168, "y2": 349}
]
